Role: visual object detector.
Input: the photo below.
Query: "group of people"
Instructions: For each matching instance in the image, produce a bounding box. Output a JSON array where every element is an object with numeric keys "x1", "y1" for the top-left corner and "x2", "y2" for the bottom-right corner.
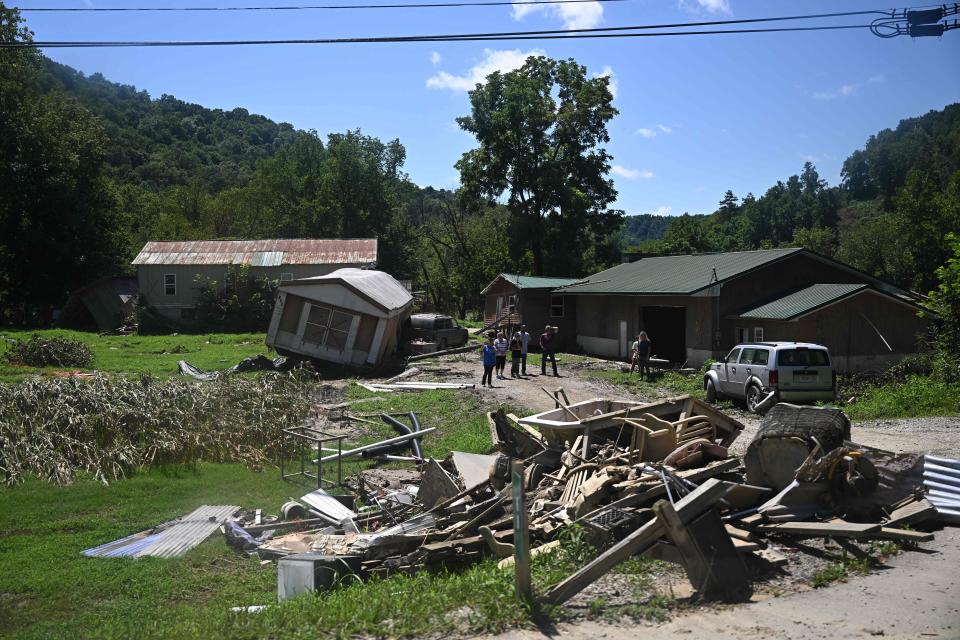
[
  {"x1": 479, "y1": 324, "x2": 560, "y2": 387},
  {"x1": 630, "y1": 331, "x2": 652, "y2": 378}
]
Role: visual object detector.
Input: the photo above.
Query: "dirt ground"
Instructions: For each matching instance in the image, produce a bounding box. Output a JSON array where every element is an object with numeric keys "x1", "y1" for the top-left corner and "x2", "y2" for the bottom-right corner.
[{"x1": 395, "y1": 353, "x2": 960, "y2": 640}]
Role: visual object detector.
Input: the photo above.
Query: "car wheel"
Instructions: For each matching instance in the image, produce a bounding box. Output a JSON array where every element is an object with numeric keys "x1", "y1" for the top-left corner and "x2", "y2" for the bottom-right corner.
[
  {"x1": 746, "y1": 384, "x2": 763, "y2": 413},
  {"x1": 705, "y1": 378, "x2": 718, "y2": 403}
]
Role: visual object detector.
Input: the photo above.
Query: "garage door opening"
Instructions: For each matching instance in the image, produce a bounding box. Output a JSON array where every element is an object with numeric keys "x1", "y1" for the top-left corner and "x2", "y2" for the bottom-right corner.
[{"x1": 641, "y1": 306, "x2": 686, "y2": 364}]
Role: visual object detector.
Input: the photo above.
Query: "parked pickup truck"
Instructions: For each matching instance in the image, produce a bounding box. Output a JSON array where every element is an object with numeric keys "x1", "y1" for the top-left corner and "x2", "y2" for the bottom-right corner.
[
  {"x1": 704, "y1": 341, "x2": 836, "y2": 412},
  {"x1": 407, "y1": 314, "x2": 469, "y2": 350}
]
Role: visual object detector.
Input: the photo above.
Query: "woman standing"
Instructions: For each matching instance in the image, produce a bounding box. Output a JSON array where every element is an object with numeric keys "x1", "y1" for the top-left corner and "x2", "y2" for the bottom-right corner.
[
  {"x1": 493, "y1": 331, "x2": 509, "y2": 379},
  {"x1": 510, "y1": 331, "x2": 523, "y2": 378},
  {"x1": 636, "y1": 331, "x2": 652, "y2": 379},
  {"x1": 480, "y1": 332, "x2": 497, "y2": 387}
]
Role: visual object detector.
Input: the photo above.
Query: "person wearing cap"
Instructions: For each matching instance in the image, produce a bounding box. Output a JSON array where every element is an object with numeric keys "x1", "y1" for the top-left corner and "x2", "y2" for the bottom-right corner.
[
  {"x1": 519, "y1": 324, "x2": 531, "y2": 376},
  {"x1": 540, "y1": 325, "x2": 559, "y2": 377}
]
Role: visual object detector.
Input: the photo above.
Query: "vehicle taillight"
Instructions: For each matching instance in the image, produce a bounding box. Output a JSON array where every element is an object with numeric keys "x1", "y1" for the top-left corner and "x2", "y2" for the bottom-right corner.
[{"x1": 769, "y1": 369, "x2": 778, "y2": 386}]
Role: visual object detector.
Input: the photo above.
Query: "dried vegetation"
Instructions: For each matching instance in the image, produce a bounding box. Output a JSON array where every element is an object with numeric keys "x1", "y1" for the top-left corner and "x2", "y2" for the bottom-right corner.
[
  {"x1": 0, "y1": 372, "x2": 327, "y2": 485},
  {"x1": 1, "y1": 334, "x2": 94, "y2": 368}
]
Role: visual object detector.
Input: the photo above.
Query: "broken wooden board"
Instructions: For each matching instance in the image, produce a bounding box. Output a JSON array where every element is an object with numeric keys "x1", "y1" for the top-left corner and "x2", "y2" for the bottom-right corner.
[
  {"x1": 756, "y1": 521, "x2": 882, "y2": 538},
  {"x1": 873, "y1": 527, "x2": 934, "y2": 542},
  {"x1": 544, "y1": 478, "x2": 729, "y2": 606},
  {"x1": 751, "y1": 547, "x2": 789, "y2": 567},
  {"x1": 653, "y1": 500, "x2": 750, "y2": 601},
  {"x1": 884, "y1": 498, "x2": 938, "y2": 529}
]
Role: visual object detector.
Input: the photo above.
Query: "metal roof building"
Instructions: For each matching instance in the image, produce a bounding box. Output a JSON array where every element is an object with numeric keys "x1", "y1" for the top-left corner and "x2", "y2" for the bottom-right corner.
[
  {"x1": 549, "y1": 248, "x2": 930, "y2": 374},
  {"x1": 133, "y1": 238, "x2": 378, "y2": 329}
]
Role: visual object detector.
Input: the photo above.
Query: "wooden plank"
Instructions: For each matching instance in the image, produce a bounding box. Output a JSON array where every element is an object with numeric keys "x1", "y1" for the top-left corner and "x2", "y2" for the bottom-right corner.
[
  {"x1": 885, "y1": 498, "x2": 938, "y2": 529},
  {"x1": 751, "y1": 547, "x2": 789, "y2": 567},
  {"x1": 731, "y1": 537, "x2": 761, "y2": 552},
  {"x1": 757, "y1": 521, "x2": 882, "y2": 538},
  {"x1": 544, "y1": 478, "x2": 728, "y2": 606},
  {"x1": 511, "y1": 460, "x2": 532, "y2": 604},
  {"x1": 874, "y1": 527, "x2": 935, "y2": 542},
  {"x1": 654, "y1": 500, "x2": 750, "y2": 600},
  {"x1": 725, "y1": 524, "x2": 758, "y2": 542}
]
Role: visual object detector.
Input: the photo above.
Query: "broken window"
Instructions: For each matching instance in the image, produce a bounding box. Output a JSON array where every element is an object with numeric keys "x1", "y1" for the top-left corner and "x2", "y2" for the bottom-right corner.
[
  {"x1": 303, "y1": 305, "x2": 354, "y2": 352},
  {"x1": 164, "y1": 274, "x2": 176, "y2": 296}
]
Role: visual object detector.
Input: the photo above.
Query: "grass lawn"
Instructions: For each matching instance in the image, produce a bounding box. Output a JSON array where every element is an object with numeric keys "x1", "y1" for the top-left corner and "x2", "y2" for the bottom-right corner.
[
  {"x1": 0, "y1": 329, "x2": 269, "y2": 383},
  {"x1": 840, "y1": 375, "x2": 960, "y2": 420},
  {"x1": 588, "y1": 368, "x2": 706, "y2": 399},
  {"x1": 0, "y1": 384, "x2": 672, "y2": 639}
]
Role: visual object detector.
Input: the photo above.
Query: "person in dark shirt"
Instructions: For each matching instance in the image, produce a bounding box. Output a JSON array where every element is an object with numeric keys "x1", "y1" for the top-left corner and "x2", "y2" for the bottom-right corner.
[
  {"x1": 634, "y1": 331, "x2": 652, "y2": 379},
  {"x1": 540, "y1": 325, "x2": 559, "y2": 377},
  {"x1": 510, "y1": 332, "x2": 523, "y2": 378}
]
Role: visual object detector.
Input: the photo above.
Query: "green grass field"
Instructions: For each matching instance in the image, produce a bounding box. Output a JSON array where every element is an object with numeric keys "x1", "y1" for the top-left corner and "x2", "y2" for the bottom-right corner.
[{"x1": 0, "y1": 329, "x2": 269, "y2": 383}]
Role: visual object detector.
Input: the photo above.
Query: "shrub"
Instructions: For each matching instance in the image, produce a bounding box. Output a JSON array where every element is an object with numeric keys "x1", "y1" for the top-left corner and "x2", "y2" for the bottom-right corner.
[
  {"x1": 195, "y1": 264, "x2": 277, "y2": 332},
  {"x1": 1, "y1": 334, "x2": 94, "y2": 368}
]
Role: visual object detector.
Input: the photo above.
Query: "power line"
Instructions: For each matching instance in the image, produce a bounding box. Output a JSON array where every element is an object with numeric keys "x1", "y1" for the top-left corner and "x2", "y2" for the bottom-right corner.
[
  {"x1": 0, "y1": 23, "x2": 878, "y2": 47},
  {"x1": 15, "y1": 0, "x2": 624, "y2": 12}
]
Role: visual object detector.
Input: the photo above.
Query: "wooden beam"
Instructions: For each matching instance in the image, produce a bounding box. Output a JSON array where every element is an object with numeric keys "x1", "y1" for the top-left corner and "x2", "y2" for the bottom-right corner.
[
  {"x1": 544, "y1": 479, "x2": 728, "y2": 606},
  {"x1": 757, "y1": 521, "x2": 882, "y2": 538}
]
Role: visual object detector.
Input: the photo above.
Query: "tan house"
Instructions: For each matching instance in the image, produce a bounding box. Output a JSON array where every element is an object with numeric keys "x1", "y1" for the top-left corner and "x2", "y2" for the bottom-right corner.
[
  {"x1": 132, "y1": 239, "x2": 377, "y2": 324},
  {"x1": 266, "y1": 268, "x2": 413, "y2": 368},
  {"x1": 480, "y1": 273, "x2": 579, "y2": 350}
]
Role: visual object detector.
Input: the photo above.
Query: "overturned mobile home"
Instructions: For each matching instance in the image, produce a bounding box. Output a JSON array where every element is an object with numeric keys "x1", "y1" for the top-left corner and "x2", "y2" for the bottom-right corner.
[{"x1": 266, "y1": 268, "x2": 413, "y2": 368}]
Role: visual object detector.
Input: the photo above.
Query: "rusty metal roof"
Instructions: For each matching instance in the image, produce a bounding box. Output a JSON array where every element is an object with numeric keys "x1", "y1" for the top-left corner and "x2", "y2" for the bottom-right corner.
[{"x1": 131, "y1": 239, "x2": 377, "y2": 266}]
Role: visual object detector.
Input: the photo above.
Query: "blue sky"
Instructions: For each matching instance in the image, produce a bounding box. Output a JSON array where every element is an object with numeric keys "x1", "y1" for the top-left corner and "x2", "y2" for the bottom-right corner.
[{"x1": 15, "y1": 0, "x2": 960, "y2": 216}]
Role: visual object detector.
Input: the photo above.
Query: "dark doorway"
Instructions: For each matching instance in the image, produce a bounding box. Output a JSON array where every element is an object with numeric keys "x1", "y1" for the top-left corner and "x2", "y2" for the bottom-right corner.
[{"x1": 641, "y1": 306, "x2": 686, "y2": 363}]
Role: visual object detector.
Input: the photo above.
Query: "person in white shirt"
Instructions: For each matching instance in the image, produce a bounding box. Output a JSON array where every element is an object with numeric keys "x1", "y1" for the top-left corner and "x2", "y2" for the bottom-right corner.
[
  {"x1": 519, "y1": 324, "x2": 531, "y2": 376},
  {"x1": 493, "y1": 331, "x2": 509, "y2": 379}
]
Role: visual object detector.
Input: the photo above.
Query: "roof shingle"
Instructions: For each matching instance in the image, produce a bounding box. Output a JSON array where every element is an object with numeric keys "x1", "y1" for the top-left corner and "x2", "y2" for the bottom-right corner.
[{"x1": 131, "y1": 239, "x2": 377, "y2": 266}]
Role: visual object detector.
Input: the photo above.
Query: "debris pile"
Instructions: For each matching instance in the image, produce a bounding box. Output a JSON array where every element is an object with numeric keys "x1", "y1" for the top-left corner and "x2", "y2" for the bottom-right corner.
[{"x1": 216, "y1": 396, "x2": 951, "y2": 604}]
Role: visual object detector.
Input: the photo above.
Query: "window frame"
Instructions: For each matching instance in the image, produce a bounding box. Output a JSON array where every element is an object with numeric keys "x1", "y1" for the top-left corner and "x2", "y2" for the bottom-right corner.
[
  {"x1": 280, "y1": 272, "x2": 294, "y2": 282},
  {"x1": 753, "y1": 326, "x2": 764, "y2": 342},
  {"x1": 164, "y1": 273, "x2": 176, "y2": 296},
  {"x1": 550, "y1": 295, "x2": 564, "y2": 318},
  {"x1": 302, "y1": 304, "x2": 354, "y2": 352}
]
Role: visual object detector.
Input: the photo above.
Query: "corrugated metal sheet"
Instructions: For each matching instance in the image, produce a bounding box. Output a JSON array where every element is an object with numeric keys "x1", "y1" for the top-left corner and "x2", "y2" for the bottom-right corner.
[
  {"x1": 131, "y1": 239, "x2": 377, "y2": 266},
  {"x1": 485, "y1": 273, "x2": 579, "y2": 293},
  {"x1": 555, "y1": 248, "x2": 802, "y2": 295},
  {"x1": 301, "y1": 489, "x2": 357, "y2": 524},
  {"x1": 284, "y1": 268, "x2": 413, "y2": 312},
  {"x1": 82, "y1": 505, "x2": 239, "y2": 559},
  {"x1": 252, "y1": 251, "x2": 284, "y2": 267},
  {"x1": 736, "y1": 284, "x2": 868, "y2": 320}
]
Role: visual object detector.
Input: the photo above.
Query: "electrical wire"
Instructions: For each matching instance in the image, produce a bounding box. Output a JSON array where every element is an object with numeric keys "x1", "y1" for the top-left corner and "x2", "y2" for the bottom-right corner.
[
  {"x1": 16, "y1": 0, "x2": 625, "y2": 12},
  {"x1": 0, "y1": 23, "x2": 878, "y2": 47}
]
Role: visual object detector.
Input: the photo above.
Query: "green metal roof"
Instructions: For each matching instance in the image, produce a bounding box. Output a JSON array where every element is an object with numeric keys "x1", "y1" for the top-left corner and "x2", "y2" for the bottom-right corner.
[
  {"x1": 556, "y1": 248, "x2": 803, "y2": 295},
  {"x1": 496, "y1": 274, "x2": 580, "y2": 290},
  {"x1": 737, "y1": 283, "x2": 868, "y2": 320}
]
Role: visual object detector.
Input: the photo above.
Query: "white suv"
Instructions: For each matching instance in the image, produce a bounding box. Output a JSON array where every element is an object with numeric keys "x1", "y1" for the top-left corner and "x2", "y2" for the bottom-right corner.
[{"x1": 704, "y1": 342, "x2": 836, "y2": 412}]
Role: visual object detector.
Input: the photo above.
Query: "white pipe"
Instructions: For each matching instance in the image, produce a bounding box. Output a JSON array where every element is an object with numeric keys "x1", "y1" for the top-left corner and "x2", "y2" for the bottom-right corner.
[{"x1": 316, "y1": 427, "x2": 436, "y2": 464}]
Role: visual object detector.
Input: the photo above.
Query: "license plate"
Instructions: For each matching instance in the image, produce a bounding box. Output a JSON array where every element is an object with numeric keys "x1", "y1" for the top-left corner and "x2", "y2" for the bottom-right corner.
[{"x1": 793, "y1": 371, "x2": 818, "y2": 383}]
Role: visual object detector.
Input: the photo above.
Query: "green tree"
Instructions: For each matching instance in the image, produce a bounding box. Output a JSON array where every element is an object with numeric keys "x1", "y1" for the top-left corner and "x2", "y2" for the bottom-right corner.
[
  {"x1": 456, "y1": 56, "x2": 622, "y2": 275},
  {"x1": 0, "y1": 4, "x2": 126, "y2": 322},
  {"x1": 927, "y1": 233, "x2": 960, "y2": 381}
]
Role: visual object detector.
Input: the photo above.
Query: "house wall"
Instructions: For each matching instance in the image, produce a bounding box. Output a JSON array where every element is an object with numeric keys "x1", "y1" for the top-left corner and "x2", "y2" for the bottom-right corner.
[
  {"x1": 138, "y1": 263, "x2": 360, "y2": 324},
  {"x1": 574, "y1": 294, "x2": 713, "y2": 362},
  {"x1": 482, "y1": 280, "x2": 521, "y2": 326},
  {"x1": 520, "y1": 290, "x2": 578, "y2": 350},
  {"x1": 736, "y1": 291, "x2": 929, "y2": 374},
  {"x1": 266, "y1": 288, "x2": 395, "y2": 366}
]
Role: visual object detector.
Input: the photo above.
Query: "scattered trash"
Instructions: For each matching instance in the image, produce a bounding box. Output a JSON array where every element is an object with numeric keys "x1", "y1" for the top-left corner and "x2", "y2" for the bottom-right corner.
[{"x1": 178, "y1": 355, "x2": 292, "y2": 380}]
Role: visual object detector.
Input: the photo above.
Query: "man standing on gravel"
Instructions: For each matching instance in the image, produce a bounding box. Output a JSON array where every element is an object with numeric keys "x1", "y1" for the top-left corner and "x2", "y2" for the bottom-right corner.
[
  {"x1": 519, "y1": 324, "x2": 531, "y2": 376},
  {"x1": 540, "y1": 325, "x2": 559, "y2": 377}
]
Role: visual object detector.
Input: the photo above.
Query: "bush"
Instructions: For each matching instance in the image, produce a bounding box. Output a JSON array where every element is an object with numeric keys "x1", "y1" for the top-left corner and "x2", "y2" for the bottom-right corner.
[
  {"x1": 1, "y1": 334, "x2": 94, "y2": 368},
  {"x1": 195, "y1": 264, "x2": 277, "y2": 332},
  {"x1": 0, "y1": 371, "x2": 328, "y2": 485}
]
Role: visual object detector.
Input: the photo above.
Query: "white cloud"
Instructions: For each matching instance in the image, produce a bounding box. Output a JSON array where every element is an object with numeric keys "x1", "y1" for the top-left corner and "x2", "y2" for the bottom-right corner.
[
  {"x1": 426, "y1": 48, "x2": 544, "y2": 92},
  {"x1": 592, "y1": 65, "x2": 618, "y2": 98},
  {"x1": 611, "y1": 165, "x2": 655, "y2": 180},
  {"x1": 653, "y1": 206, "x2": 673, "y2": 216},
  {"x1": 512, "y1": 1, "x2": 604, "y2": 30},
  {"x1": 679, "y1": 0, "x2": 732, "y2": 15},
  {"x1": 635, "y1": 123, "x2": 671, "y2": 138},
  {"x1": 814, "y1": 73, "x2": 885, "y2": 100},
  {"x1": 429, "y1": 51, "x2": 441, "y2": 66}
]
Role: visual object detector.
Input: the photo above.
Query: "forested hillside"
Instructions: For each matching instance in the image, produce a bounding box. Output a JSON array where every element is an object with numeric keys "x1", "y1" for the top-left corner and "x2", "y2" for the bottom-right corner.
[
  {"x1": 654, "y1": 104, "x2": 960, "y2": 292},
  {"x1": 1, "y1": 2, "x2": 957, "y2": 325}
]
